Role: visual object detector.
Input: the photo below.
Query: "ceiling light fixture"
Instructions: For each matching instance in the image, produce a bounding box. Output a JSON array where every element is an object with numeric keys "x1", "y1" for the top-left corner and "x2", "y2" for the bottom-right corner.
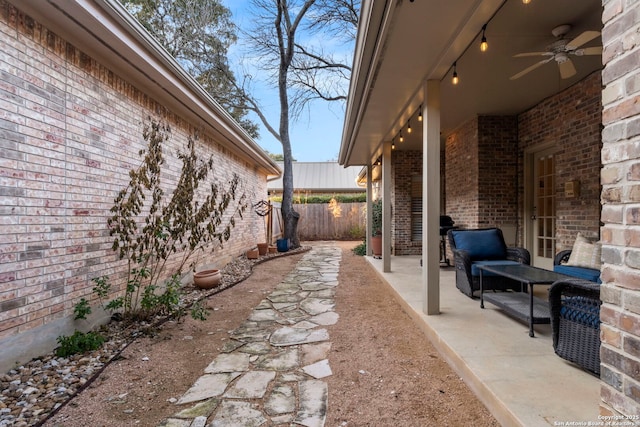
[
  {"x1": 452, "y1": 62, "x2": 459, "y2": 85},
  {"x1": 407, "y1": 120, "x2": 412, "y2": 134},
  {"x1": 399, "y1": 131, "x2": 404, "y2": 143},
  {"x1": 392, "y1": 138, "x2": 395, "y2": 150},
  {"x1": 480, "y1": 24, "x2": 488, "y2": 52},
  {"x1": 522, "y1": 0, "x2": 531, "y2": 4},
  {"x1": 418, "y1": 105, "x2": 423, "y2": 122}
]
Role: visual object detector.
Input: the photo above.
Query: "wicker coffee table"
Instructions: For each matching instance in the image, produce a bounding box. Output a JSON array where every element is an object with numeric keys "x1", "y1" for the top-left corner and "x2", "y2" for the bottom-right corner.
[{"x1": 478, "y1": 264, "x2": 570, "y2": 337}]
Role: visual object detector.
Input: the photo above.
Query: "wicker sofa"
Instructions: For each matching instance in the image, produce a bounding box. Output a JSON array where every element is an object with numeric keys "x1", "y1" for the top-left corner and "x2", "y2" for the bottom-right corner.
[
  {"x1": 548, "y1": 278, "x2": 601, "y2": 375},
  {"x1": 554, "y1": 250, "x2": 601, "y2": 283},
  {"x1": 447, "y1": 228, "x2": 530, "y2": 298}
]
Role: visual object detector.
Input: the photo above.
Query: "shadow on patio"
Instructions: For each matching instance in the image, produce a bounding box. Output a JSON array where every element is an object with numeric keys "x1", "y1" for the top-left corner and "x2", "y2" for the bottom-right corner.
[{"x1": 365, "y1": 255, "x2": 599, "y2": 427}]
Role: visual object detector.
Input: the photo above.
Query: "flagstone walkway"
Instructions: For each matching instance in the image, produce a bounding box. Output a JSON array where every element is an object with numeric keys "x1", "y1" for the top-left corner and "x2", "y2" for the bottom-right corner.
[{"x1": 159, "y1": 243, "x2": 341, "y2": 427}]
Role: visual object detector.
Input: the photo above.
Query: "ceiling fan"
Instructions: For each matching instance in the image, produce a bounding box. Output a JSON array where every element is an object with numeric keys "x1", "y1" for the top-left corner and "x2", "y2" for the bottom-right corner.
[{"x1": 510, "y1": 24, "x2": 602, "y2": 80}]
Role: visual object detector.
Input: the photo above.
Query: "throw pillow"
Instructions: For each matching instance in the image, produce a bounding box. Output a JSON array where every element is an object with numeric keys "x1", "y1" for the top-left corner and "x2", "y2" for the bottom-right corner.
[{"x1": 566, "y1": 233, "x2": 602, "y2": 270}]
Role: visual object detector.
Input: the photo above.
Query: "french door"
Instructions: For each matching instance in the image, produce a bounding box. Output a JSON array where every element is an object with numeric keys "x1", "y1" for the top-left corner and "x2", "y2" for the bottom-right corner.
[{"x1": 527, "y1": 147, "x2": 557, "y2": 269}]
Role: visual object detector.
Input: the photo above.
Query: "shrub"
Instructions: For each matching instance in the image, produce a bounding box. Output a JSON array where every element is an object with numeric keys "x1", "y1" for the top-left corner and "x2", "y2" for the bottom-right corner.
[
  {"x1": 352, "y1": 240, "x2": 366, "y2": 256},
  {"x1": 348, "y1": 224, "x2": 366, "y2": 239},
  {"x1": 270, "y1": 193, "x2": 366, "y2": 204},
  {"x1": 55, "y1": 331, "x2": 105, "y2": 357},
  {"x1": 371, "y1": 199, "x2": 383, "y2": 236},
  {"x1": 103, "y1": 117, "x2": 245, "y2": 321}
]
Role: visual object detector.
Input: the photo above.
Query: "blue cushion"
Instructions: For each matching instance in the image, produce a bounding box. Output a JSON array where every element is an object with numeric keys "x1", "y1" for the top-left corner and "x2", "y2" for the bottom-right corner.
[
  {"x1": 560, "y1": 296, "x2": 600, "y2": 328},
  {"x1": 451, "y1": 229, "x2": 507, "y2": 260},
  {"x1": 471, "y1": 260, "x2": 520, "y2": 276},
  {"x1": 554, "y1": 265, "x2": 601, "y2": 283}
]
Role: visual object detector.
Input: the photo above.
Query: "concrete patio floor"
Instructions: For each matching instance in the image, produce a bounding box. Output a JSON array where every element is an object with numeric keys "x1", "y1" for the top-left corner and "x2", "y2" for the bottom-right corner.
[{"x1": 365, "y1": 254, "x2": 600, "y2": 427}]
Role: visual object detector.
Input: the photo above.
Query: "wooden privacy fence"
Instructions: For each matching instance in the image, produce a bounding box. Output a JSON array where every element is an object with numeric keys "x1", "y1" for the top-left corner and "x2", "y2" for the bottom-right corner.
[{"x1": 294, "y1": 202, "x2": 366, "y2": 240}]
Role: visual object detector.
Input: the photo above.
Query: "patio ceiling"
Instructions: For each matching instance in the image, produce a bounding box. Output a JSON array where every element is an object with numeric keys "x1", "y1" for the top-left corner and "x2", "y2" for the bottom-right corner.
[{"x1": 340, "y1": 0, "x2": 603, "y2": 167}]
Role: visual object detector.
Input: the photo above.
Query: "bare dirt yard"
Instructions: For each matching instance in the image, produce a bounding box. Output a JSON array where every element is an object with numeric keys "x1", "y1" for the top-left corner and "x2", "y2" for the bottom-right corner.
[{"x1": 43, "y1": 241, "x2": 498, "y2": 427}]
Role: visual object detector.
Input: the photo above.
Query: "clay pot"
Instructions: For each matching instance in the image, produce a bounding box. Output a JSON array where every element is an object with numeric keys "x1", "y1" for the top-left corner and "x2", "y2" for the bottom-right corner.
[
  {"x1": 246, "y1": 249, "x2": 259, "y2": 259},
  {"x1": 193, "y1": 269, "x2": 221, "y2": 289},
  {"x1": 268, "y1": 246, "x2": 277, "y2": 254},
  {"x1": 371, "y1": 235, "x2": 382, "y2": 257},
  {"x1": 257, "y1": 242, "x2": 269, "y2": 256}
]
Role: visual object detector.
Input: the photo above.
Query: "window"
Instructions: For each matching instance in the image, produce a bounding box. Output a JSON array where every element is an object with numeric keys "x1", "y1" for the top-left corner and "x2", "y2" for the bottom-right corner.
[{"x1": 411, "y1": 176, "x2": 422, "y2": 241}]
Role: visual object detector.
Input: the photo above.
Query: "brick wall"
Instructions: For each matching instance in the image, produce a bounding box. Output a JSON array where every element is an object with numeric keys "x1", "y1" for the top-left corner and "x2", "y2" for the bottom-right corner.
[
  {"x1": 445, "y1": 119, "x2": 480, "y2": 228},
  {"x1": 477, "y1": 116, "x2": 519, "y2": 229},
  {"x1": 599, "y1": 0, "x2": 640, "y2": 417},
  {"x1": 392, "y1": 150, "x2": 422, "y2": 255},
  {"x1": 518, "y1": 72, "x2": 602, "y2": 250},
  {"x1": 0, "y1": 3, "x2": 267, "y2": 364},
  {"x1": 444, "y1": 115, "x2": 518, "y2": 235}
]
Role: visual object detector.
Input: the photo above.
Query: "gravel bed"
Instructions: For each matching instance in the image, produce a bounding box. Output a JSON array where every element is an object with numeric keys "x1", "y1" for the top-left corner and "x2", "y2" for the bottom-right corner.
[{"x1": 0, "y1": 247, "x2": 308, "y2": 427}]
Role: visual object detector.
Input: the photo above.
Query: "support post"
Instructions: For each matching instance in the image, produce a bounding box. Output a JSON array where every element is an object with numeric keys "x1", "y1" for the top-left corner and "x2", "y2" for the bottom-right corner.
[
  {"x1": 422, "y1": 80, "x2": 441, "y2": 315},
  {"x1": 366, "y1": 164, "x2": 373, "y2": 256},
  {"x1": 382, "y1": 140, "x2": 392, "y2": 272}
]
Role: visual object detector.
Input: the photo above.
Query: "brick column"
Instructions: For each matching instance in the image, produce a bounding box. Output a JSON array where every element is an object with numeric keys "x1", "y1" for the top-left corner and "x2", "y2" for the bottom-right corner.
[{"x1": 599, "y1": 0, "x2": 640, "y2": 417}]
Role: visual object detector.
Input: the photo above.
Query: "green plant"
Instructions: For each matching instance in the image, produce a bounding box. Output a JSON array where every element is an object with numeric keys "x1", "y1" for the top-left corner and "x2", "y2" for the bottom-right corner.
[
  {"x1": 190, "y1": 300, "x2": 209, "y2": 321},
  {"x1": 348, "y1": 224, "x2": 365, "y2": 239},
  {"x1": 371, "y1": 199, "x2": 383, "y2": 236},
  {"x1": 269, "y1": 193, "x2": 366, "y2": 204},
  {"x1": 73, "y1": 298, "x2": 92, "y2": 320},
  {"x1": 156, "y1": 275, "x2": 183, "y2": 318},
  {"x1": 352, "y1": 240, "x2": 366, "y2": 256},
  {"x1": 55, "y1": 330, "x2": 105, "y2": 357},
  {"x1": 104, "y1": 117, "x2": 248, "y2": 321},
  {"x1": 91, "y1": 272, "x2": 199, "y2": 322}
]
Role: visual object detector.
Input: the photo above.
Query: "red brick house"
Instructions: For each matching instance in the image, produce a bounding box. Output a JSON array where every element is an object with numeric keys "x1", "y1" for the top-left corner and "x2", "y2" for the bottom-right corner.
[
  {"x1": 0, "y1": 0, "x2": 279, "y2": 371},
  {"x1": 340, "y1": 0, "x2": 638, "y2": 419}
]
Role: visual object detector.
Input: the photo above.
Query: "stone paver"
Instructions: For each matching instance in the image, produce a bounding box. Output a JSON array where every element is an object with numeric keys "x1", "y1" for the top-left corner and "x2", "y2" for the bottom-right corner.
[
  {"x1": 224, "y1": 371, "x2": 275, "y2": 398},
  {"x1": 302, "y1": 359, "x2": 332, "y2": 379},
  {"x1": 270, "y1": 326, "x2": 330, "y2": 346},
  {"x1": 177, "y1": 373, "x2": 241, "y2": 404},
  {"x1": 204, "y1": 353, "x2": 250, "y2": 373},
  {"x1": 295, "y1": 380, "x2": 329, "y2": 427},
  {"x1": 159, "y1": 243, "x2": 341, "y2": 427}
]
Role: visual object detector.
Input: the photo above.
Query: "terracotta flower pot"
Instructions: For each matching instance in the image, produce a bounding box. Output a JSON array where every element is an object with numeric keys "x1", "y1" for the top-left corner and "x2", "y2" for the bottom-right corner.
[
  {"x1": 193, "y1": 269, "x2": 221, "y2": 289},
  {"x1": 257, "y1": 242, "x2": 269, "y2": 256},
  {"x1": 371, "y1": 235, "x2": 382, "y2": 257},
  {"x1": 246, "y1": 249, "x2": 259, "y2": 259},
  {"x1": 268, "y1": 246, "x2": 277, "y2": 254}
]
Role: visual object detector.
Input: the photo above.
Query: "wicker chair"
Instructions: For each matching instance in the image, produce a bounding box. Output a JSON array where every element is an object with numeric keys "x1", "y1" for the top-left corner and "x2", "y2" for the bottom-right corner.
[
  {"x1": 548, "y1": 278, "x2": 601, "y2": 376},
  {"x1": 447, "y1": 228, "x2": 530, "y2": 298}
]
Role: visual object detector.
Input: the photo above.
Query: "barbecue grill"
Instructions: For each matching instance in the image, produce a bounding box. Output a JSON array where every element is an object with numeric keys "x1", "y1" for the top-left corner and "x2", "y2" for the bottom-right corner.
[{"x1": 440, "y1": 215, "x2": 456, "y2": 266}]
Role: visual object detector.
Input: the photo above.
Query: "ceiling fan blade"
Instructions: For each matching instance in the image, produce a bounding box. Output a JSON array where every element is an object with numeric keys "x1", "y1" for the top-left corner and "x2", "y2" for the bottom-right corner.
[
  {"x1": 566, "y1": 31, "x2": 600, "y2": 50},
  {"x1": 510, "y1": 58, "x2": 553, "y2": 80},
  {"x1": 559, "y1": 59, "x2": 577, "y2": 79},
  {"x1": 514, "y1": 52, "x2": 553, "y2": 58},
  {"x1": 573, "y1": 46, "x2": 603, "y2": 56}
]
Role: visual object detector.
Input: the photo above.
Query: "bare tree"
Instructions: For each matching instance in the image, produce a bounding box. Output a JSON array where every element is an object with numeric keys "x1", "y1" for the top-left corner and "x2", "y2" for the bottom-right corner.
[
  {"x1": 121, "y1": 0, "x2": 259, "y2": 137},
  {"x1": 122, "y1": 0, "x2": 359, "y2": 248},
  {"x1": 238, "y1": 0, "x2": 359, "y2": 248}
]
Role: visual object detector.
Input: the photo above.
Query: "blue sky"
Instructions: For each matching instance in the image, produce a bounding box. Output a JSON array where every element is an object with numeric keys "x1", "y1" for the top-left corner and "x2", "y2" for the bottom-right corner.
[{"x1": 221, "y1": 0, "x2": 352, "y2": 162}]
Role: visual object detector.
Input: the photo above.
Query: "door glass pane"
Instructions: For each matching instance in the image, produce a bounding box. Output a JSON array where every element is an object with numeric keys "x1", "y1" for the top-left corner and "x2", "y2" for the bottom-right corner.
[{"x1": 535, "y1": 154, "x2": 556, "y2": 259}]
